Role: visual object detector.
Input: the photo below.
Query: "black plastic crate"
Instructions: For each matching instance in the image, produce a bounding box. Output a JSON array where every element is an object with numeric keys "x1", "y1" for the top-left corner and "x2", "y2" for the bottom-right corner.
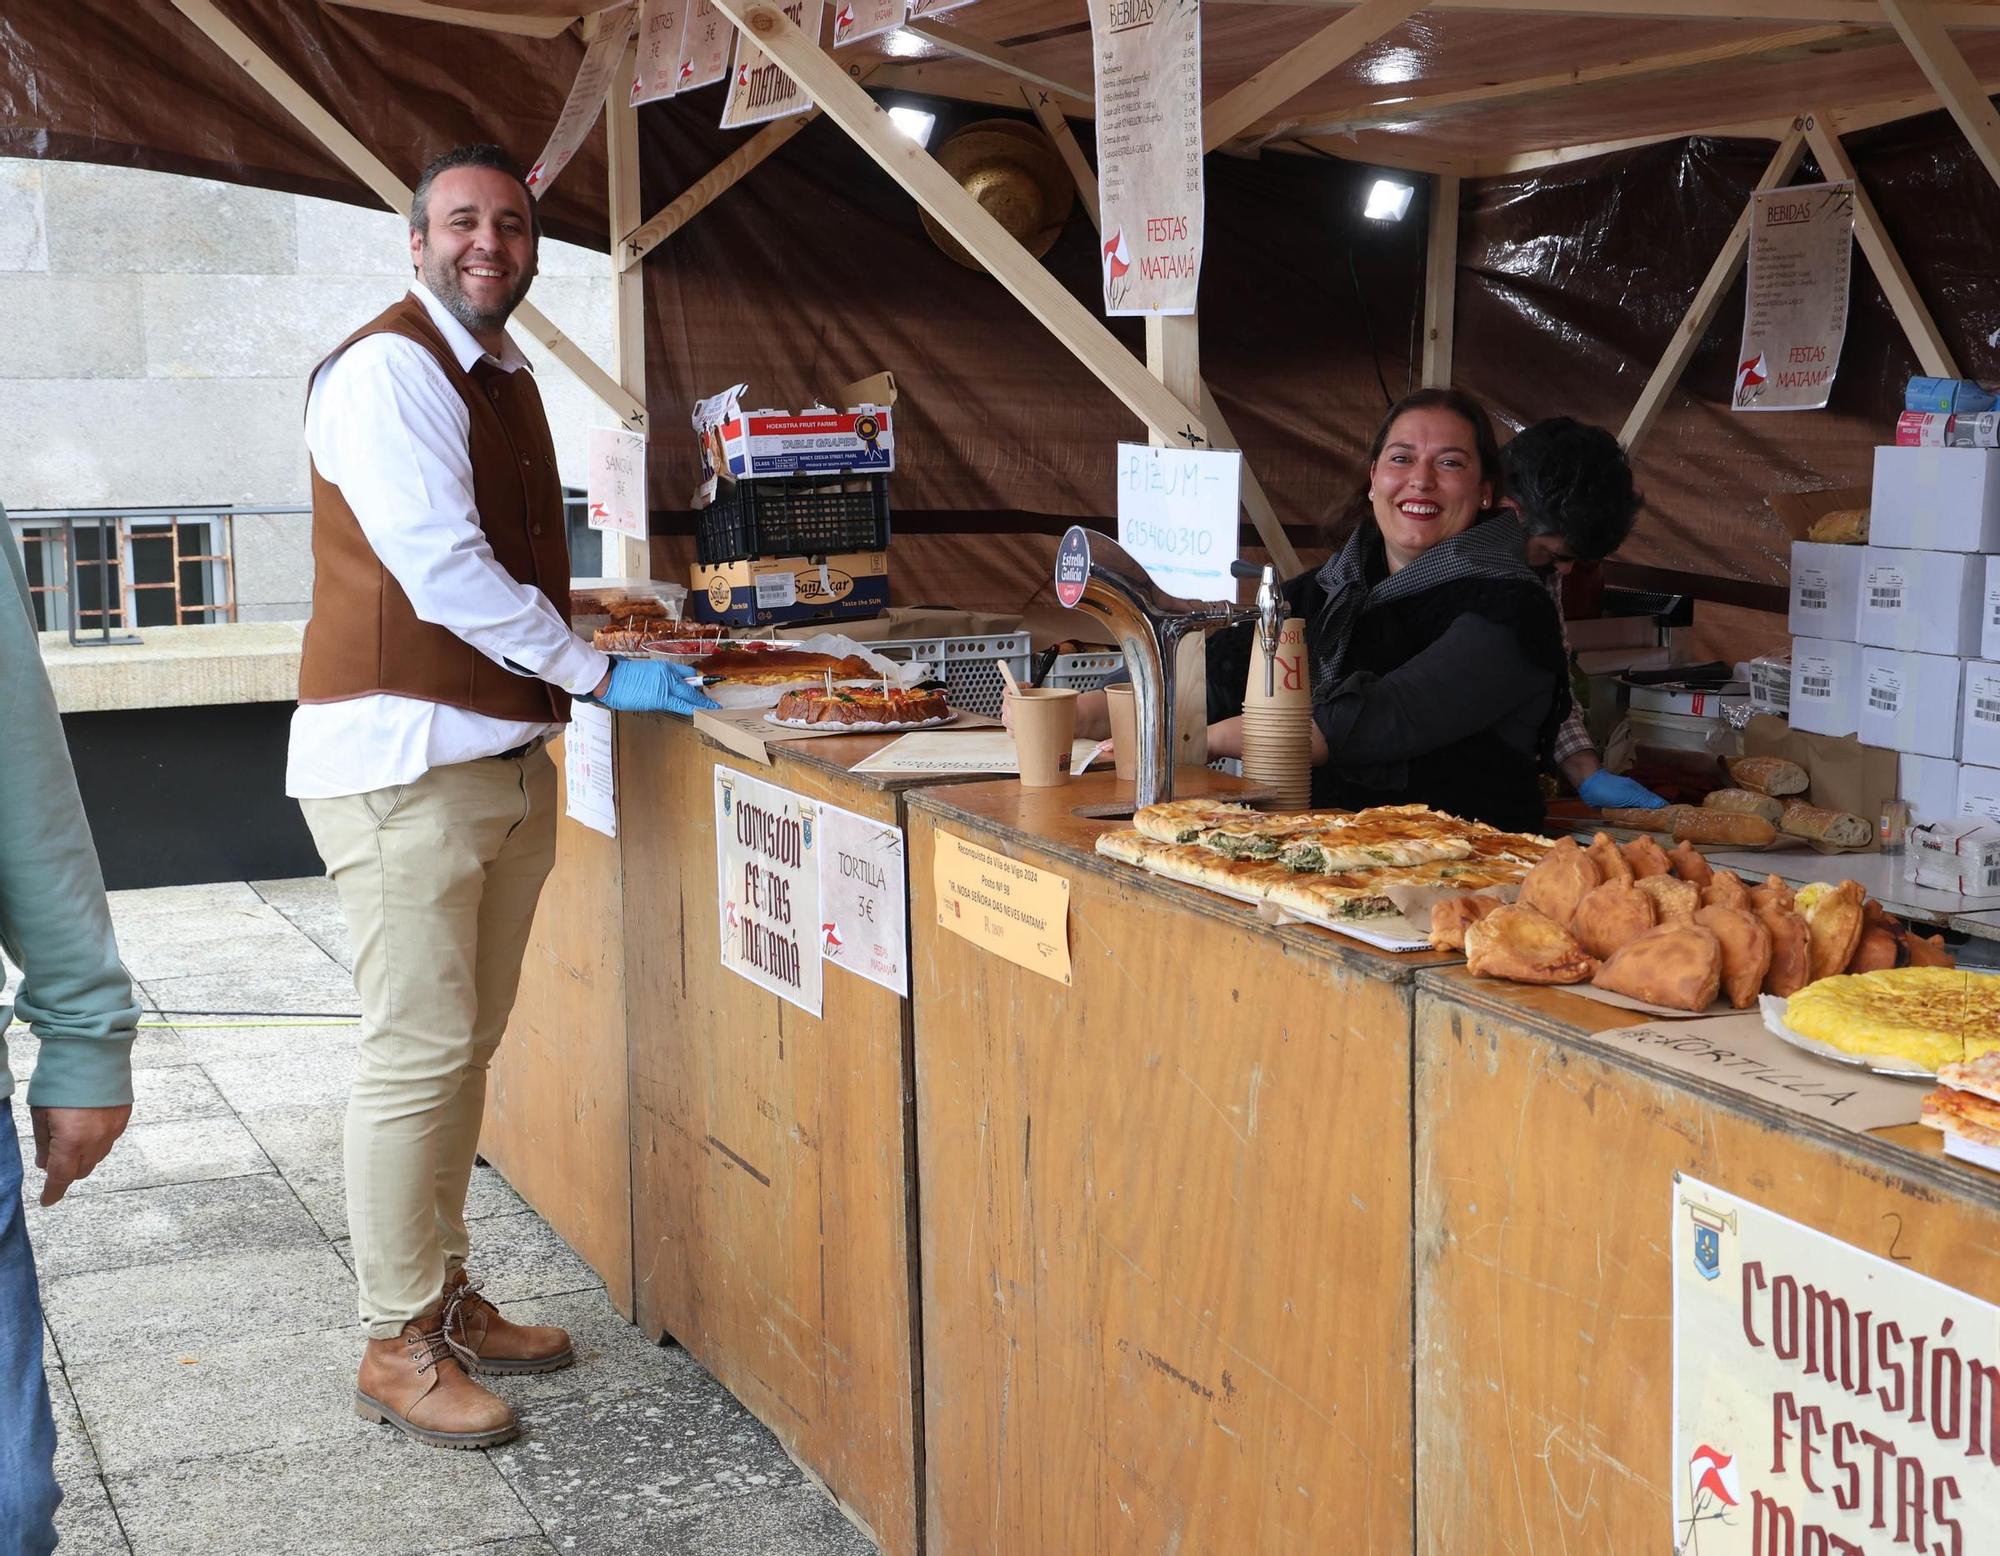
[{"x1": 696, "y1": 476, "x2": 892, "y2": 565}]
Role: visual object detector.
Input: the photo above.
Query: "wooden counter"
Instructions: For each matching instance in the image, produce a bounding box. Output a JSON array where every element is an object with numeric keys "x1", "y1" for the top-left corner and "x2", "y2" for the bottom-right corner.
[
  {"x1": 491, "y1": 713, "x2": 985, "y2": 1556},
  {"x1": 1410, "y1": 967, "x2": 2000, "y2": 1554},
  {"x1": 904, "y1": 773, "x2": 1454, "y2": 1556}
]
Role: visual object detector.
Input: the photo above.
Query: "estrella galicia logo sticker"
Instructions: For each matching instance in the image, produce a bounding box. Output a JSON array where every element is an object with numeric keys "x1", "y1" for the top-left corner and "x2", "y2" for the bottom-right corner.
[{"x1": 1055, "y1": 526, "x2": 1091, "y2": 610}]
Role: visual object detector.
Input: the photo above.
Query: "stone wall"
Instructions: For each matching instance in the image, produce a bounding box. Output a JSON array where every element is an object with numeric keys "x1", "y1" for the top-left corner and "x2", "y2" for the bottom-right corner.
[{"x1": 0, "y1": 158, "x2": 614, "y2": 621}]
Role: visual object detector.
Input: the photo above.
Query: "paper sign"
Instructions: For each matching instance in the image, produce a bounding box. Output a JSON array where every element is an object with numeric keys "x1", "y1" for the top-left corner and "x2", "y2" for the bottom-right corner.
[
  {"x1": 832, "y1": 0, "x2": 907, "y2": 46},
  {"x1": 851, "y1": 730, "x2": 1098, "y2": 776},
  {"x1": 819, "y1": 804, "x2": 908, "y2": 995},
  {"x1": 586, "y1": 427, "x2": 647, "y2": 540},
  {"x1": 563, "y1": 704, "x2": 617, "y2": 837},
  {"x1": 676, "y1": 0, "x2": 732, "y2": 92},
  {"x1": 934, "y1": 829, "x2": 1071, "y2": 984},
  {"x1": 1115, "y1": 443, "x2": 1241, "y2": 601},
  {"x1": 525, "y1": 5, "x2": 634, "y2": 197},
  {"x1": 1583, "y1": 1014, "x2": 1921, "y2": 1134},
  {"x1": 1736, "y1": 180, "x2": 1855, "y2": 412},
  {"x1": 1088, "y1": 0, "x2": 1204, "y2": 316},
  {"x1": 716, "y1": 769, "x2": 823, "y2": 1015},
  {"x1": 720, "y1": 0, "x2": 822, "y2": 130},
  {"x1": 908, "y1": 0, "x2": 979, "y2": 14},
  {"x1": 1671, "y1": 1174, "x2": 2000, "y2": 1552},
  {"x1": 691, "y1": 382, "x2": 745, "y2": 508},
  {"x1": 633, "y1": 0, "x2": 691, "y2": 103}
]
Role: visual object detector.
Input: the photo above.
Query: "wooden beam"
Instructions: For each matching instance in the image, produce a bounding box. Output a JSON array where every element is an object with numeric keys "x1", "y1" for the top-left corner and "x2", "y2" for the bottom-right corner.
[
  {"x1": 902, "y1": 19, "x2": 1091, "y2": 103},
  {"x1": 1799, "y1": 107, "x2": 1958, "y2": 376},
  {"x1": 709, "y1": 0, "x2": 1207, "y2": 446},
  {"x1": 166, "y1": 0, "x2": 648, "y2": 431},
  {"x1": 1617, "y1": 128, "x2": 1807, "y2": 453},
  {"x1": 1021, "y1": 86, "x2": 1099, "y2": 230},
  {"x1": 1879, "y1": 0, "x2": 2000, "y2": 190},
  {"x1": 621, "y1": 111, "x2": 821, "y2": 267},
  {"x1": 866, "y1": 61, "x2": 1092, "y2": 116},
  {"x1": 1422, "y1": 174, "x2": 1459, "y2": 387},
  {"x1": 1213, "y1": 0, "x2": 2000, "y2": 25},
  {"x1": 1202, "y1": 0, "x2": 1429, "y2": 154},
  {"x1": 604, "y1": 39, "x2": 653, "y2": 576},
  {"x1": 1262, "y1": 24, "x2": 1872, "y2": 143},
  {"x1": 321, "y1": 0, "x2": 579, "y2": 37}
]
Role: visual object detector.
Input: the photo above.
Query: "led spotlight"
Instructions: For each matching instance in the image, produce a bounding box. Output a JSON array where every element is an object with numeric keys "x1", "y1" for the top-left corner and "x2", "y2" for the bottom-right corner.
[
  {"x1": 1363, "y1": 178, "x2": 1415, "y2": 222},
  {"x1": 888, "y1": 106, "x2": 937, "y2": 147}
]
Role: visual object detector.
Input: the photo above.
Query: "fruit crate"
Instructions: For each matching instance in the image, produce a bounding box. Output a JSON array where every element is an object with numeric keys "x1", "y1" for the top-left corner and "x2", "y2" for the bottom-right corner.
[{"x1": 696, "y1": 475, "x2": 891, "y2": 566}]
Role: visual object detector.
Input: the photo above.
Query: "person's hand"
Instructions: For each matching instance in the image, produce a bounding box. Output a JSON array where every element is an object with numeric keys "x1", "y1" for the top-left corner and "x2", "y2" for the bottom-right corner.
[
  {"x1": 30, "y1": 1104, "x2": 132, "y2": 1206},
  {"x1": 1578, "y1": 769, "x2": 1667, "y2": 810},
  {"x1": 589, "y1": 659, "x2": 721, "y2": 716}
]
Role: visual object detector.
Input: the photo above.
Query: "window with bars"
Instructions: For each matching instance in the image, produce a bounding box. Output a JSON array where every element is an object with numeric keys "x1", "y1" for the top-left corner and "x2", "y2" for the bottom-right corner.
[{"x1": 10, "y1": 508, "x2": 246, "y2": 636}]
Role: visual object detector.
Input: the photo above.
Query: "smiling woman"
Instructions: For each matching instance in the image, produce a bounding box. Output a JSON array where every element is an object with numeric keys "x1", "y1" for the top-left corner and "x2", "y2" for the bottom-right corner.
[{"x1": 1201, "y1": 387, "x2": 1571, "y2": 832}]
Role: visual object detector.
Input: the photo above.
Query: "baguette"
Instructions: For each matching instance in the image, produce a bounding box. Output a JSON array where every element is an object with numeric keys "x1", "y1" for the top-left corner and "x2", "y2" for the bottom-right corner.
[
  {"x1": 1778, "y1": 798, "x2": 1872, "y2": 849},
  {"x1": 1726, "y1": 756, "x2": 1808, "y2": 797},
  {"x1": 1597, "y1": 805, "x2": 1690, "y2": 835},
  {"x1": 1702, "y1": 788, "x2": 1784, "y2": 826},
  {"x1": 1672, "y1": 810, "x2": 1778, "y2": 848}
]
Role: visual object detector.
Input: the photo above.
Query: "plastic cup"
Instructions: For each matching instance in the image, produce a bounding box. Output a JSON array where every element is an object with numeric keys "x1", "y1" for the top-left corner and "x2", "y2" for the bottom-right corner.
[
  {"x1": 1103, "y1": 685, "x2": 1137, "y2": 780},
  {"x1": 1005, "y1": 687, "x2": 1081, "y2": 787}
]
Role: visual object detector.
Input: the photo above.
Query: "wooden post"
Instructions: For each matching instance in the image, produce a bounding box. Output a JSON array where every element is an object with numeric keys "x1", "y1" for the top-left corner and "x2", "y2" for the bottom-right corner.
[
  {"x1": 605, "y1": 38, "x2": 653, "y2": 578},
  {"x1": 1618, "y1": 128, "x2": 1807, "y2": 453},
  {"x1": 707, "y1": 0, "x2": 1207, "y2": 446},
  {"x1": 1800, "y1": 108, "x2": 1959, "y2": 377},
  {"x1": 1879, "y1": 0, "x2": 2000, "y2": 190},
  {"x1": 165, "y1": 0, "x2": 645, "y2": 431},
  {"x1": 1422, "y1": 174, "x2": 1460, "y2": 387}
]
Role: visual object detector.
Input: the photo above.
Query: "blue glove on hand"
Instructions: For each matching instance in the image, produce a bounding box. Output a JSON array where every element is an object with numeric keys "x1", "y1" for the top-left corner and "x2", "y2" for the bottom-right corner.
[
  {"x1": 589, "y1": 659, "x2": 721, "y2": 716},
  {"x1": 1578, "y1": 769, "x2": 1667, "y2": 810}
]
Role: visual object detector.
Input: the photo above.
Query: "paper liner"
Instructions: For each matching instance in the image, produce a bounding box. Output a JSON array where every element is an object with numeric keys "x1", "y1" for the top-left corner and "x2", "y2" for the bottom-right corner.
[{"x1": 764, "y1": 711, "x2": 957, "y2": 733}]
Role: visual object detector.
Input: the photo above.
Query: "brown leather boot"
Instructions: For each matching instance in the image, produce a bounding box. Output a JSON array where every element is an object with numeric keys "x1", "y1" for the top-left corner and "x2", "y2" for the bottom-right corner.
[
  {"x1": 354, "y1": 1307, "x2": 519, "y2": 1449},
  {"x1": 442, "y1": 1269, "x2": 575, "y2": 1375}
]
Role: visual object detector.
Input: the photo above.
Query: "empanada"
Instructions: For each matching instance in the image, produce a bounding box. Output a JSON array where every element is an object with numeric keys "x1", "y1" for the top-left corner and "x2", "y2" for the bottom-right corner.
[
  {"x1": 1586, "y1": 832, "x2": 1635, "y2": 885},
  {"x1": 1429, "y1": 894, "x2": 1501, "y2": 952},
  {"x1": 1622, "y1": 835, "x2": 1673, "y2": 878},
  {"x1": 1667, "y1": 841, "x2": 1715, "y2": 888},
  {"x1": 1634, "y1": 874, "x2": 1701, "y2": 926},
  {"x1": 1804, "y1": 879, "x2": 1866, "y2": 983},
  {"x1": 1518, "y1": 838, "x2": 1601, "y2": 929},
  {"x1": 1702, "y1": 871, "x2": 1751, "y2": 913},
  {"x1": 1569, "y1": 881, "x2": 1657, "y2": 961},
  {"x1": 1591, "y1": 925, "x2": 1723, "y2": 1012},
  {"x1": 1465, "y1": 905, "x2": 1597, "y2": 986},
  {"x1": 1694, "y1": 905, "x2": 1772, "y2": 1009},
  {"x1": 1757, "y1": 904, "x2": 1812, "y2": 997}
]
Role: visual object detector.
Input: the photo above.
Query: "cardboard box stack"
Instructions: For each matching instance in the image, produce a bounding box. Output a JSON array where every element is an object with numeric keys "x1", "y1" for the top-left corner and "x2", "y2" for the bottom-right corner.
[{"x1": 1800, "y1": 377, "x2": 2000, "y2": 831}]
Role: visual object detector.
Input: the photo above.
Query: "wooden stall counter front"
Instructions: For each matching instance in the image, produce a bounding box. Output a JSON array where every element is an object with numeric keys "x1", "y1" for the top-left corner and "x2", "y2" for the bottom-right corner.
[
  {"x1": 490, "y1": 712, "x2": 977, "y2": 1556},
  {"x1": 1413, "y1": 967, "x2": 2000, "y2": 1555},
  {"x1": 903, "y1": 772, "x2": 1455, "y2": 1556}
]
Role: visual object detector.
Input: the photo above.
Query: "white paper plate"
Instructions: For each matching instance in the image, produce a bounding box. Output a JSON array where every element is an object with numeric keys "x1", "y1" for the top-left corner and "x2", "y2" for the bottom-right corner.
[
  {"x1": 764, "y1": 711, "x2": 957, "y2": 733},
  {"x1": 1757, "y1": 994, "x2": 1935, "y2": 1081}
]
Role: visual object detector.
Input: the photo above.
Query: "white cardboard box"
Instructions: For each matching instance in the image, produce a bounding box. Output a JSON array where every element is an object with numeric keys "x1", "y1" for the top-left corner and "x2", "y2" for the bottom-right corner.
[
  {"x1": 1984, "y1": 556, "x2": 2000, "y2": 662},
  {"x1": 1858, "y1": 647, "x2": 1964, "y2": 759},
  {"x1": 1960, "y1": 660, "x2": 2000, "y2": 769},
  {"x1": 1899, "y1": 752, "x2": 1963, "y2": 826},
  {"x1": 1787, "y1": 541, "x2": 1864, "y2": 641},
  {"x1": 1789, "y1": 637, "x2": 1860, "y2": 737},
  {"x1": 1961, "y1": 762, "x2": 2000, "y2": 822},
  {"x1": 1857, "y1": 546, "x2": 1987, "y2": 655},
  {"x1": 1869, "y1": 444, "x2": 2000, "y2": 550}
]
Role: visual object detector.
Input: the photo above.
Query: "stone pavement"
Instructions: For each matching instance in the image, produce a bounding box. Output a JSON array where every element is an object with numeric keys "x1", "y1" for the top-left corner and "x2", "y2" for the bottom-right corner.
[{"x1": 7, "y1": 878, "x2": 878, "y2": 1556}]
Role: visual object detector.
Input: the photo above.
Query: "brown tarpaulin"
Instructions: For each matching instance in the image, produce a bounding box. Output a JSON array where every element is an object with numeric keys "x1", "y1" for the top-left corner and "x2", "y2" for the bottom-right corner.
[{"x1": 8, "y1": 1, "x2": 2000, "y2": 615}]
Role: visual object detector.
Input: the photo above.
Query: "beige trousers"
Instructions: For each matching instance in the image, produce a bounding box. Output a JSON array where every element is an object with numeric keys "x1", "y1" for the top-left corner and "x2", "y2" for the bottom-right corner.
[{"x1": 300, "y1": 749, "x2": 558, "y2": 1338}]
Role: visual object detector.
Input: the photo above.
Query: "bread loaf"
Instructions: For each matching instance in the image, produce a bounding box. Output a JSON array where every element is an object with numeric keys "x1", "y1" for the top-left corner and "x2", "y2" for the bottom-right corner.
[
  {"x1": 1672, "y1": 810, "x2": 1778, "y2": 848},
  {"x1": 1726, "y1": 756, "x2": 1808, "y2": 796},
  {"x1": 1703, "y1": 788, "x2": 1784, "y2": 826},
  {"x1": 1596, "y1": 805, "x2": 1689, "y2": 834},
  {"x1": 1778, "y1": 799, "x2": 1872, "y2": 848}
]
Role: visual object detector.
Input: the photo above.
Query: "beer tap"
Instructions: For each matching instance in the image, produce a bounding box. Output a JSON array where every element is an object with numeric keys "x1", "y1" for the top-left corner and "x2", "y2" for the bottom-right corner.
[
  {"x1": 1233, "y1": 558, "x2": 1283, "y2": 701},
  {"x1": 1052, "y1": 527, "x2": 1262, "y2": 808}
]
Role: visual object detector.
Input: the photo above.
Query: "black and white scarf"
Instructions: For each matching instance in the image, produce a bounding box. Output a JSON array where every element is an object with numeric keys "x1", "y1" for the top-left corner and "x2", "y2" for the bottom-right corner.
[{"x1": 1309, "y1": 511, "x2": 1543, "y2": 701}]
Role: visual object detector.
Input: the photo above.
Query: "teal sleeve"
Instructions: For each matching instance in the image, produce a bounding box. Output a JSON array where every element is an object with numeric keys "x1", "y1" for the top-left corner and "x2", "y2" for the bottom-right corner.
[{"x1": 0, "y1": 516, "x2": 139, "y2": 1108}]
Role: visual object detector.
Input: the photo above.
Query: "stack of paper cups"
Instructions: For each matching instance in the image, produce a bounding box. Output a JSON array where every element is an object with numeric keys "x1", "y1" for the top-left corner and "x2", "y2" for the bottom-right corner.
[{"x1": 1240, "y1": 617, "x2": 1312, "y2": 810}]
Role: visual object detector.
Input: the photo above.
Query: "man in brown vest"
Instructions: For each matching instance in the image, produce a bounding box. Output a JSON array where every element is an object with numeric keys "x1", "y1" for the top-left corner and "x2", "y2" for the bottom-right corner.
[{"x1": 288, "y1": 144, "x2": 713, "y2": 1450}]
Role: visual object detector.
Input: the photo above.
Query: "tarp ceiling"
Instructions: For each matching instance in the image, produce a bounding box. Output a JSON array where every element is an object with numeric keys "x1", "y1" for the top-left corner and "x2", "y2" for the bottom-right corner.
[{"x1": 7, "y1": 1, "x2": 2000, "y2": 612}]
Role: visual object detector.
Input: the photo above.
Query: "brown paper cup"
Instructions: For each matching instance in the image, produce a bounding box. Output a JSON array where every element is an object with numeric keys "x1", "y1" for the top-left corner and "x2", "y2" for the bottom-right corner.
[
  {"x1": 1242, "y1": 617, "x2": 1311, "y2": 711},
  {"x1": 1103, "y1": 685, "x2": 1137, "y2": 780},
  {"x1": 1006, "y1": 687, "x2": 1080, "y2": 787},
  {"x1": 1241, "y1": 692, "x2": 1312, "y2": 809}
]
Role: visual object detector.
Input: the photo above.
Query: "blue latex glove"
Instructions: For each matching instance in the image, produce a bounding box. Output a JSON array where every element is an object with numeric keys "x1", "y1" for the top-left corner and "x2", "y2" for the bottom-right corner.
[
  {"x1": 588, "y1": 658, "x2": 721, "y2": 715},
  {"x1": 1578, "y1": 769, "x2": 1667, "y2": 810}
]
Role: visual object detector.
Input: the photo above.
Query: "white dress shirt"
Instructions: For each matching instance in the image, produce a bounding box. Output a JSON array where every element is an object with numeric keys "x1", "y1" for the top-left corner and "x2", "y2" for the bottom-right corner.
[{"x1": 286, "y1": 284, "x2": 610, "y2": 800}]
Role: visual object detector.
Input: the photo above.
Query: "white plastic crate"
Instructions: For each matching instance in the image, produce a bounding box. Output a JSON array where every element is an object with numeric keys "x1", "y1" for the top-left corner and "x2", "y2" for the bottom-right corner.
[
  {"x1": 864, "y1": 632, "x2": 1031, "y2": 718},
  {"x1": 1043, "y1": 650, "x2": 1125, "y2": 693}
]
